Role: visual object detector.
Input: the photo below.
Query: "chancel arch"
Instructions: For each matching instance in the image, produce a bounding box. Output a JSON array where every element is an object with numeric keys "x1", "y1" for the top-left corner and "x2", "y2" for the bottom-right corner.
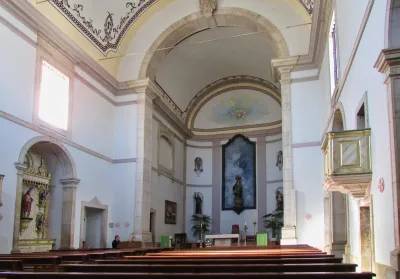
[
  {"x1": 138, "y1": 7, "x2": 289, "y2": 81},
  {"x1": 13, "y1": 136, "x2": 79, "y2": 252}
]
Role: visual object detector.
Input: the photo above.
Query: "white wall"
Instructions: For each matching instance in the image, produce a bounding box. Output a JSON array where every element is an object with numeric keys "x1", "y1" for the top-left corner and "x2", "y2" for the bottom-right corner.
[
  {"x1": 186, "y1": 147, "x2": 212, "y2": 186},
  {"x1": 113, "y1": 105, "x2": 137, "y2": 159},
  {"x1": 151, "y1": 173, "x2": 183, "y2": 241},
  {"x1": 335, "y1": 0, "x2": 393, "y2": 267},
  {"x1": 0, "y1": 10, "x2": 139, "y2": 251},
  {"x1": 335, "y1": 0, "x2": 370, "y2": 81}
]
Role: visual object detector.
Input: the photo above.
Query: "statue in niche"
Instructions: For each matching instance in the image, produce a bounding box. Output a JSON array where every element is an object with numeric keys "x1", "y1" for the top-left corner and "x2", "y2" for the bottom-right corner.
[
  {"x1": 21, "y1": 187, "x2": 34, "y2": 218},
  {"x1": 35, "y1": 212, "x2": 46, "y2": 236},
  {"x1": 200, "y1": 0, "x2": 217, "y2": 18},
  {"x1": 38, "y1": 189, "x2": 48, "y2": 208},
  {"x1": 193, "y1": 192, "x2": 204, "y2": 215},
  {"x1": 232, "y1": 175, "x2": 244, "y2": 214},
  {"x1": 276, "y1": 188, "x2": 283, "y2": 211},
  {"x1": 276, "y1": 151, "x2": 283, "y2": 171},
  {"x1": 194, "y1": 157, "x2": 203, "y2": 177}
]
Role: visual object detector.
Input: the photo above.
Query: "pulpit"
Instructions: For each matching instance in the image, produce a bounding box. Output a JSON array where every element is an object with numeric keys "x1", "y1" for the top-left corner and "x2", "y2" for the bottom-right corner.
[{"x1": 174, "y1": 233, "x2": 187, "y2": 249}]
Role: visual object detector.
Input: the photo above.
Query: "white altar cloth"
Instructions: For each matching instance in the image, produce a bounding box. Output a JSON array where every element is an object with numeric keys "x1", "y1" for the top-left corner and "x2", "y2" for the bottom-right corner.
[{"x1": 205, "y1": 234, "x2": 240, "y2": 246}]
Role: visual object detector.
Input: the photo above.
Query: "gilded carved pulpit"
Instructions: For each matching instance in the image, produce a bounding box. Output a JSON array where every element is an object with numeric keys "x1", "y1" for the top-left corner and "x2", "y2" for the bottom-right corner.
[{"x1": 16, "y1": 152, "x2": 55, "y2": 252}]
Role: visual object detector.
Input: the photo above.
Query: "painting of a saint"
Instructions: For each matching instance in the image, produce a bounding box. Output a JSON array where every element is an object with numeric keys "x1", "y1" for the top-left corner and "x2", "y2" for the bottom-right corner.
[
  {"x1": 276, "y1": 188, "x2": 283, "y2": 211},
  {"x1": 165, "y1": 200, "x2": 177, "y2": 224},
  {"x1": 21, "y1": 188, "x2": 34, "y2": 218},
  {"x1": 222, "y1": 135, "x2": 256, "y2": 213}
]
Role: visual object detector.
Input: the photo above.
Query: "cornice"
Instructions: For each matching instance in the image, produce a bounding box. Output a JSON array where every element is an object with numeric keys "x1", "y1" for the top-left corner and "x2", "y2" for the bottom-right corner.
[
  {"x1": 0, "y1": 0, "x2": 136, "y2": 96},
  {"x1": 271, "y1": 0, "x2": 333, "y2": 81},
  {"x1": 375, "y1": 48, "x2": 400, "y2": 74}
]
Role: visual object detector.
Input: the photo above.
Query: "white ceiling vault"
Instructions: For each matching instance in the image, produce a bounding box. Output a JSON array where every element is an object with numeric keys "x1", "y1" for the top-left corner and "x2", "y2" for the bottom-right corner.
[
  {"x1": 47, "y1": 0, "x2": 157, "y2": 55},
  {"x1": 42, "y1": 0, "x2": 313, "y2": 56}
]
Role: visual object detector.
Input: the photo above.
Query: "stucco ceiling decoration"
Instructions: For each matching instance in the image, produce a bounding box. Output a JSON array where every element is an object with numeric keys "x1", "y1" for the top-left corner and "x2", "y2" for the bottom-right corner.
[
  {"x1": 299, "y1": 0, "x2": 313, "y2": 16},
  {"x1": 48, "y1": 0, "x2": 158, "y2": 56}
]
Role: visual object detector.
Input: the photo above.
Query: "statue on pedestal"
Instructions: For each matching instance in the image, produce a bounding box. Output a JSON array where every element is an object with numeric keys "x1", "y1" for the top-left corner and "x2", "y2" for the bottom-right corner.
[
  {"x1": 193, "y1": 192, "x2": 203, "y2": 215},
  {"x1": 276, "y1": 188, "x2": 283, "y2": 211},
  {"x1": 21, "y1": 188, "x2": 34, "y2": 218}
]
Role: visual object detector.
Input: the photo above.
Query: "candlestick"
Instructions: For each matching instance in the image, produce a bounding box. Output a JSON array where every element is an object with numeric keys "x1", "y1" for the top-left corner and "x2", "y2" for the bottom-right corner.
[
  {"x1": 244, "y1": 224, "x2": 248, "y2": 246},
  {"x1": 253, "y1": 220, "x2": 257, "y2": 244}
]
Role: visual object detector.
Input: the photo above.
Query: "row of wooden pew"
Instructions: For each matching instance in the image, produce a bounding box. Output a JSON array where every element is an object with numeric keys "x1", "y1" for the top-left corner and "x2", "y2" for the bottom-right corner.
[{"x1": 0, "y1": 245, "x2": 376, "y2": 279}]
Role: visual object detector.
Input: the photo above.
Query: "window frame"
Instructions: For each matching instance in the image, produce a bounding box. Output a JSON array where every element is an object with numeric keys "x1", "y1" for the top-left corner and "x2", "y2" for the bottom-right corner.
[{"x1": 33, "y1": 50, "x2": 74, "y2": 139}]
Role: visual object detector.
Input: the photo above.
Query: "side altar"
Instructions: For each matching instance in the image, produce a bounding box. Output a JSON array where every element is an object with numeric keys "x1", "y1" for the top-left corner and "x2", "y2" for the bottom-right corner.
[{"x1": 15, "y1": 152, "x2": 55, "y2": 252}]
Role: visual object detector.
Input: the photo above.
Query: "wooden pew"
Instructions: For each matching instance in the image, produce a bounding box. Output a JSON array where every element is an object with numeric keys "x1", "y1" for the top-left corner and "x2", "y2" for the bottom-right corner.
[
  {"x1": 0, "y1": 260, "x2": 23, "y2": 271},
  {"x1": 124, "y1": 253, "x2": 335, "y2": 260},
  {"x1": 95, "y1": 257, "x2": 344, "y2": 265},
  {"x1": 0, "y1": 271, "x2": 377, "y2": 279},
  {"x1": 0, "y1": 256, "x2": 60, "y2": 271},
  {"x1": 59, "y1": 263, "x2": 358, "y2": 273}
]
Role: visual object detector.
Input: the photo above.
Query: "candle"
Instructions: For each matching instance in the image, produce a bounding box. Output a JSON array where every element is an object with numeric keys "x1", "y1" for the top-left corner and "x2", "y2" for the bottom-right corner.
[{"x1": 245, "y1": 221, "x2": 246, "y2": 226}]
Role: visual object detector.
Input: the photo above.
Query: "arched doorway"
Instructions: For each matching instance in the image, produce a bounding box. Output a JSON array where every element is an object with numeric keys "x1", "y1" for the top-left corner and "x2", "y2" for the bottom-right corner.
[
  {"x1": 326, "y1": 106, "x2": 349, "y2": 258},
  {"x1": 12, "y1": 136, "x2": 79, "y2": 252}
]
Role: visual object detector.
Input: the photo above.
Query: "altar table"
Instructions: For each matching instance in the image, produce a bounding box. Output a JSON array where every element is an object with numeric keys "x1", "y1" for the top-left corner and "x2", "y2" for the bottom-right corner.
[{"x1": 205, "y1": 234, "x2": 240, "y2": 246}]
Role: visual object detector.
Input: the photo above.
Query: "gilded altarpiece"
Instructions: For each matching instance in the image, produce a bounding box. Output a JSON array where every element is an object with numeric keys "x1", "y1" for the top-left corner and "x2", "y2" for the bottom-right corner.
[{"x1": 17, "y1": 152, "x2": 55, "y2": 252}]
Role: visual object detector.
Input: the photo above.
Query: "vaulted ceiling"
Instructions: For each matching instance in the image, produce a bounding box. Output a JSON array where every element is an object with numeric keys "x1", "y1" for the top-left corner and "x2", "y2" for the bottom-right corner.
[{"x1": 28, "y1": 0, "x2": 313, "y2": 79}]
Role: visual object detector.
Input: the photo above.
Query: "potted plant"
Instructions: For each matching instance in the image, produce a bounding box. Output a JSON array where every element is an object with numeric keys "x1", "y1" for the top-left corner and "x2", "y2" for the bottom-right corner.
[
  {"x1": 262, "y1": 210, "x2": 283, "y2": 241},
  {"x1": 190, "y1": 214, "x2": 211, "y2": 243}
]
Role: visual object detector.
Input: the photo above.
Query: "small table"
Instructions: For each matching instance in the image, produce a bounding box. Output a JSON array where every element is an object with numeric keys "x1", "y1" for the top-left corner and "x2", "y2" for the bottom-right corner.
[{"x1": 205, "y1": 234, "x2": 240, "y2": 246}]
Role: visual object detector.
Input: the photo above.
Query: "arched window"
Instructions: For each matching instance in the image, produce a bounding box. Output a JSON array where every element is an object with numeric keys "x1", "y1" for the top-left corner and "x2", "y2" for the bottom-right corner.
[{"x1": 328, "y1": 11, "x2": 339, "y2": 96}]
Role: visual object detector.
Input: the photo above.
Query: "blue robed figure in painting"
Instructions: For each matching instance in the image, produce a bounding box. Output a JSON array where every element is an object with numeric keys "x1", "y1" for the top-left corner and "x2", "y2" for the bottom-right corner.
[{"x1": 222, "y1": 134, "x2": 256, "y2": 214}]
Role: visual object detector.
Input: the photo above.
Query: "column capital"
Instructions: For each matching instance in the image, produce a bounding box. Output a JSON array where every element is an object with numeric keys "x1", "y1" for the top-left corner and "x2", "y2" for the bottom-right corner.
[
  {"x1": 375, "y1": 48, "x2": 400, "y2": 83},
  {"x1": 14, "y1": 163, "x2": 28, "y2": 172},
  {"x1": 60, "y1": 178, "x2": 80, "y2": 188},
  {"x1": 127, "y1": 78, "x2": 160, "y2": 100},
  {"x1": 271, "y1": 57, "x2": 298, "y2": 84}
]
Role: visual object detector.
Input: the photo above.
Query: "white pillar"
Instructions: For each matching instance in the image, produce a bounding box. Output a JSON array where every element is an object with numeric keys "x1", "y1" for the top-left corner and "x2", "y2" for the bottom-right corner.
[
  {"x1": 128, "y1": 79, "x2": 158, "y2": 244},
  {"x1": 278, "y1": 66, "x2": 297, "y2": 245}
]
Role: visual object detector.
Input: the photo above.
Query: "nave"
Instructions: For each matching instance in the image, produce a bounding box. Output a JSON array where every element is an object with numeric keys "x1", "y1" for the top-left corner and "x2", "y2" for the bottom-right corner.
[{"x1": 0, "y1": 245, "x2": 375, "y2": 278}]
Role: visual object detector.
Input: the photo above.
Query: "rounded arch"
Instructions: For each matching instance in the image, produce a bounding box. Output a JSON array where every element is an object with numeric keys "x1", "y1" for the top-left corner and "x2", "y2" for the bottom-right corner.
[
  {"x1": 184, "y1": 75, "x2": 281, "y2": 130},
  {"x1": 17, "y1": 136, "x2": 77, "y2": 179},
  {"x1": 332, "y1": 102, "x2": 346, "y2": 131},
  {"x1": 139, "y1": 7, "x2": 289, "y2": 79},
  {"x1": 385, "y1": 0, "x2": 400, "y2": 48}
]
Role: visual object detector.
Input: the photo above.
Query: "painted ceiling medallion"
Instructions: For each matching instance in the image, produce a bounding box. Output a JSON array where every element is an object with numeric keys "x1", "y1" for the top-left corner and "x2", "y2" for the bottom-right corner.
[
  {"x1": 49, "y1": 0, "x2": 158, "y2": 55},
  {"x1": 298, "y1": 0, "x2": 313, "y2": 16}
]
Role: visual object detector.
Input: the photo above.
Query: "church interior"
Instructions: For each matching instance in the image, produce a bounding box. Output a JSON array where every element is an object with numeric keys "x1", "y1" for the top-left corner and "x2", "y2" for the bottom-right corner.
[{"x1": 0, "y1": 0, "x2": 399, "y2": 278}]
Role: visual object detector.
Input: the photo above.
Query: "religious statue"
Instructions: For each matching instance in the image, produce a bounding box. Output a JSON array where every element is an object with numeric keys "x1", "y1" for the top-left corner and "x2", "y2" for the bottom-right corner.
[
  {"x1": 21, "y1": 188, "x2": 34, "y2": 218},
  {"x1": 38, "y1": 189, "x2": 48, "y2": 208},
  {"x1": 200, "y1": 0, "x2": 217, "y2": 18},
  {"x1": 276, "y1": 189, "x2": 283, "y2": 211},
  {"x1": 194, "y1": 157, "x2": 203, "y2": 177},
  {"x1": 232, "y1": 175, "x2": 244, "y2": 214},
  {"x1": 276, "y1": 150, "x2": 283, "y2": 171},
  {"x1": 36, "y1": 212, "x2": 45, "y2": 235},
  {"x1": 193, "y1": 192, "x2": 203, "y2": 215}
]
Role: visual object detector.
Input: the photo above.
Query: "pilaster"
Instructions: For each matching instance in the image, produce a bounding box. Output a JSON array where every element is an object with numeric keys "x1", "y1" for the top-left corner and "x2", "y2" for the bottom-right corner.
[
  {"x1": 60, "y1": 178, "x2": 80, "y2": 249},
  {"x1": 375, "y1": 48, "x2": 400, "y2": 276},
  {"x1": 277, "y1": 65, "x2": 297, "y2": 245},
  {"x1": 128, "y1": 78, "x2": 158, "y2": 243},
  {"x1": 12, "y1": 163, "x2": 28, "y2": 252}
]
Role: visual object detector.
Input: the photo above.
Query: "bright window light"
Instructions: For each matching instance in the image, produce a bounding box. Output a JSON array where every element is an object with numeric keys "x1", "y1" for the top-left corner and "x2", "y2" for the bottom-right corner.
[{"x1": 38, "y1": 61, "x2": 69, "y2": 131}]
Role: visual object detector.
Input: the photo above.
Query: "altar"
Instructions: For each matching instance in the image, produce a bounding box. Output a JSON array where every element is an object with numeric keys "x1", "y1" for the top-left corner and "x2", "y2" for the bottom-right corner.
[{"x1": 205, "y1": 234, "x2": 240, "y2": 246}]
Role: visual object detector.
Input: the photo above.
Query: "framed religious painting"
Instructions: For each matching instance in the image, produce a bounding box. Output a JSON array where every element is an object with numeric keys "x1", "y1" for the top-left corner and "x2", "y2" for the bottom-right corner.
[
  {"x1": 222, "y1": 134, "x2": 256, "y2": 214},
  {"x1": 164, "y1": 200, "x2": 177, "y2": 224}
]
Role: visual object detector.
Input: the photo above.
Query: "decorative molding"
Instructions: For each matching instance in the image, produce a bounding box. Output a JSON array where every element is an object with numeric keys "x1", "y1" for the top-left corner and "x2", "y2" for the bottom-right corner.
[
  {"x1": 267, "y1": 179, "x2": 283, "y2": 185},
  {"x1": 199, "y1": 0, "x2": 217, "y2": 18},
  {"x1": 47, "y1": 0, "x2": 158, "y2": 56},
  {"x1": 292, "y1": 141, "x2": 321, "y2": 148},
  {"x1": 185, "y1": 143, "x2": 212, "y2": 149},
  {"x1": 0, "y1": 109, "x2": 138, "y2": 165},
  {"x1": 298, "y1": 0, "x2": 314, "y2": 16},
  {"x1": 151, "y1": 167, "x2": 183, "y2": 185},
  {"x1": 186, "y1": 184, "x2": 213, "y2": 188}
]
